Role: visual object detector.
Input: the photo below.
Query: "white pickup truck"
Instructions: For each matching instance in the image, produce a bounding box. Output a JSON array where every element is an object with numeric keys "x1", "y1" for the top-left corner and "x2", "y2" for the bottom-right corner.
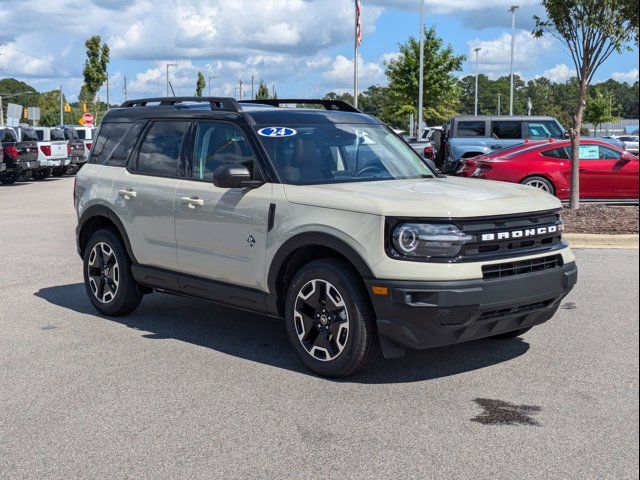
[
  {"x1": 34, "y1": 127, "x2": 71, "y2": 179},
  {"x1": 72, "y1": 126, "x2": 96, "y2": 159}
]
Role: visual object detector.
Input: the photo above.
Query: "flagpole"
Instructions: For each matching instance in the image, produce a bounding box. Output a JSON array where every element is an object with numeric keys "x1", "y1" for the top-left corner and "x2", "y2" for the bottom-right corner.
[
  {"x1": 417, "y1": 0, "x2": 425, "y2": 138},
  {"x1": 354, "y1": 0, "x2": 359, "y2": 109}
]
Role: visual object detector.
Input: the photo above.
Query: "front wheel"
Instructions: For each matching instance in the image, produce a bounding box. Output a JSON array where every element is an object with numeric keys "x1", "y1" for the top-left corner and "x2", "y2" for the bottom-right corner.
[
  {"x1": 521, "y1": 176, "x2": 555, "y2": 195},
  {"x1": 83, "y1": 228, "x2": 143, "y2": 316},
  {"x1": 284, "y1": 259, "x2": 379, "y2": 377},
  {"x1": 32, "y1": 169, "x2": 49, "y2": 181}
]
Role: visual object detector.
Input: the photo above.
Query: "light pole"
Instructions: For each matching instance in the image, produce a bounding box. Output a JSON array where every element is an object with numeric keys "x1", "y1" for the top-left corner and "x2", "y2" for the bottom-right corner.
[
  {"x1": 497, "y1": 93, "x2": 501, "y2": 115},
  {"x1": 417, "y1": 0, "x2": 425, "y2": 138},
  {"x1": 474, "y1": 47, "x2": 481, "y2": 116},
  {"x1": 208, "y1": 76, "x2": 219, "y2": 97},
  {"x1": 508, "y1": 5, "x2": 519, "y2": 116},
  {"x1": 166, "y1": 63, "x2": 177, "y2": 97}
]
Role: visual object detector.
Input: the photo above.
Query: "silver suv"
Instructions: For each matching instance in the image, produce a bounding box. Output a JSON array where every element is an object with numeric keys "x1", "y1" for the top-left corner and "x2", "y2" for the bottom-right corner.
[{"x1": 74, "y1": 97, "x2": 577, "y2": 377}]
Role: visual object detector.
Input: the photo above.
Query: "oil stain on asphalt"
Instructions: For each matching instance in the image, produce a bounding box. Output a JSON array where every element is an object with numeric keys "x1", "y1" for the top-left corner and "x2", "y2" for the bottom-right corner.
[{"x1": 471, "y1": 398, "x2": 542, "y2": 426}]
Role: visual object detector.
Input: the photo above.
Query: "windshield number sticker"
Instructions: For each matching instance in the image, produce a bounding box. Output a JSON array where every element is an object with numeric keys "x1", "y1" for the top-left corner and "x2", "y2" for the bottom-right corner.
[{"x1": 258, "y1": 127, "x2": 297, "y2": 138}]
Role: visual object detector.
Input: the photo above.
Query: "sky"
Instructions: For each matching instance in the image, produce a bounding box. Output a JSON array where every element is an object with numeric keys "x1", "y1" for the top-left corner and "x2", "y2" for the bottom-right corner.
[{"x1": 0, "y1": 0, "x2": 638, "y2": 104}]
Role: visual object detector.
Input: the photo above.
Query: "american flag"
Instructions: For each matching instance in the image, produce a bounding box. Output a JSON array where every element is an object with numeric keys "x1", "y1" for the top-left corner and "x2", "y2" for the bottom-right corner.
[{"x1": 356, "y1": 0, "x2": 363, "y2": 47}]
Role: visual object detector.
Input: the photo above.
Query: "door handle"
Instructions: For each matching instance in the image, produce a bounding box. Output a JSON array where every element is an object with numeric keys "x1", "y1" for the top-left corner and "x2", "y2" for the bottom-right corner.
[
  {"x1": 117, "y1": 189, "x2": 137, "y2": 199},
  {"x1": 181, "y1": 196, "x2": 205, "y2": 208}
]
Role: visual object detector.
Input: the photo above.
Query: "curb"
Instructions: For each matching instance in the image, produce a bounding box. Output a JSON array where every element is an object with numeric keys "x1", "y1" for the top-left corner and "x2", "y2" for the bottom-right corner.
[{"x1": 564, "y1": 233, "x2": 639, "y2": 249}]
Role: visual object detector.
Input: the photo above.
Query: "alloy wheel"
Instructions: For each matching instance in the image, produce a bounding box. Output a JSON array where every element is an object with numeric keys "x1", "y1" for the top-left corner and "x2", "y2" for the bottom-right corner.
[
  {"x1": 294, "y1": 279, "x2": 349, "y2": 361},
  {"x1": 87, "y1": 242, "x2": 120, "y2": 303},
  {"x1": 525, "y1": 179, "x2": 551, "y2": 192}
]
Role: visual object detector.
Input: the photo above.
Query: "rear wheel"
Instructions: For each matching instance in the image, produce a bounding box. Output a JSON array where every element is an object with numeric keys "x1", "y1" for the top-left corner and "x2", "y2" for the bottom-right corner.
[
  {"x1": 19, "y1": 170, "x2": 32, "y2": 181},
  {"x1": 51, "y1": 166, "x2": 68, "y2": 177},
  {"x1": 492, "y1": 327, "x2": 532, "y2": 339},
  {"x1": 32, "y1": 169, "x2": 48, "y2": 181},
  {"x1": 284, "y1": 258, "x2": 379, "y2": 377},
  {"x1": 0, "y1": 172, "x2": 17, "y2": 185},
  {"x1": 521, "y1": 176, "x2": 555, "y2": 195},
  {"x1": 83, "y1": 228, "x2": 143, "y2": 316}
]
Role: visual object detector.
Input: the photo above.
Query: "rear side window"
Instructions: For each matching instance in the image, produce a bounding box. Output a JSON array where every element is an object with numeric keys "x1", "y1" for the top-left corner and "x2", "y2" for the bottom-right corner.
[
  {"x1": 76, "y1": 129, "x2": 86, "y2": 140},
  {"x1": 20, "y1": 129, "x2": 38, "y2": 141},
  {"x1": 90, "y1": 122, "x2": 144, "y2": 166},
  {"x1": 36, "y1": 130, "x2": 44, "y2": 141},
  {"x1": 457, "y1": 121, "x2": 486, "y2": 137},
  {"x1": 492, "y1": 121, "x2": 522, "y2": 139},
  {"x1": 135, "y1": 121, "x2": 189, "y2": 177},
  {"x1": 541, "y1": 147, "x2": 570, "y2": 159},
  {"x1": 527, "y1": 121, "x2": 564, "y2": 139}
]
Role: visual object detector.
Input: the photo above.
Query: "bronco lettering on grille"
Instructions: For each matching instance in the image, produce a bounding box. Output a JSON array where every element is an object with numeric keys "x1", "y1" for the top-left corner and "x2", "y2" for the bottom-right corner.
[{"x1": 480, "y1": 224, "x2": 562, "y2": 242}]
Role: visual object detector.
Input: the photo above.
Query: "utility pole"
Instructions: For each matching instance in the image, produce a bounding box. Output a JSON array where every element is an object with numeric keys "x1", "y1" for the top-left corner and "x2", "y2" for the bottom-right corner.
[
  {"x1": 508, "y1": 5, "x2": 519, "y2": 116},
  {"x1": 166, "y1": 63, "x2": 177, "y2": 96},
  {"x1": 123, "y1": 76, "x2": 128, "y2": 101},
  {"x1": 251, "y1": 75, "x2": 255, "y2": 99},
  {"x1": 272, "y1": 84, "x2": 276, "y2": 99},
  {"x1": 237, "y1": 79, "x2": 244, "y2": 100},
  {"x1": 106, "y1": 71, "x2": 110, "y2": 110},
  {"x1": 354, "y1": 0, "x2": 361, "y2": 109},
  {"x1": 0, "y1": 96, "x2": 3, "y2": 127},
  {"x1": 474, "y1": 47, "x2": 481, "y2": 116},
  {"x1": 497, "y1": 93, "x2": 501, "y2": 115},
  {"x1": 59, "y1": 85, "x2": 63, "y2": 126},
  {"x1": 417, "y1": 0, "x2": 425, "y2": 137},
  {"x1": 207, "y1": 76, "x2": 219, "y2": 97}
]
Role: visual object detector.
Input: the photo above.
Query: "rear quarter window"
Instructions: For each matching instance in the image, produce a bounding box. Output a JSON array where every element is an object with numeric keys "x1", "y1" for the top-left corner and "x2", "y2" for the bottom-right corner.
[
  {"x1": 456, "y1": 121, "x2": 486, "y2": 137},
  {"x1": 36, "y1": 130, "x2": 44, "y2": 141},
  {"x1": 90, "y1": 122, "x2": 144, "y2": 166}
]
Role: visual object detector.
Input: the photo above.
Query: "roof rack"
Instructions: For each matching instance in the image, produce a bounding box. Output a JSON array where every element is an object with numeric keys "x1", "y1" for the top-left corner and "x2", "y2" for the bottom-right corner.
[
  {"x1": 239, "y1": 99, "x2": 361, "y2": 113},
  {"x1": 119, "y1": 97, "x2": 241, "y2": 112}
]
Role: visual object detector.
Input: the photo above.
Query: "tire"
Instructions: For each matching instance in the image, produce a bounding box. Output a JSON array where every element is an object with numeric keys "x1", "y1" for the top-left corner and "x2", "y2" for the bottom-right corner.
[
  {"x1": 284, "y1": 258, "x2": 380, "y2": 377},
  {"x1": 19, "y1": 170, "x2": 32, "y2": 182},
  {"x1": 0, "y1": 173, "x2": 17, "y2": 185},
  {"x1": 521, "y1": 176, "x2": 555, "y2": 195},
  {"x1": 32, "y1": 169, "x2": 48, "y2": 181},
  {"x1": 83, "y1": 228, "x2": 143, "y2": 316},
  {"x1": 51, "y1": 166, "x2": 68, "y2": 177},
  {"x1": 492, "y1": 327, "x2": 532, "y2": 339}
]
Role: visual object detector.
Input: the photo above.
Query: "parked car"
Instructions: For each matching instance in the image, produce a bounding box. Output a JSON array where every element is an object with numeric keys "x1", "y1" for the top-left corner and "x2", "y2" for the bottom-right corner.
[
  {"x1": 407, "y1": 126, "x2": 445, "y2": 166},
  {"x1": 456, "y1": 138, "x2": 639, "y2": 201},
  {"x1": 13, "y1": 126, "x2": 41, "y2": 181},
  {"x1": 0, "y1": 127, "x2": 40, "y2": 185},
  {"x1": 60, "y1": 126, "x2": 86, "y2": 173},
  {"x1": 600, "y1": 136, "x2": 626, "y2": 150},
  {"x1": 71, "y1": 126, "x2": 96, "y2": 158},
  {"x1": 441, "y1": 115, "x2": 566, "y2": 174},
  {"x1": 34, "y1": 127, "x2": 72, "y2": 179},
  {"x1": 0, "y1": 144, "x2": 4, "y2": 175},
  {"x1": 615, "y1": 135, "x2": 639, "y2": 155},
  {"x1": 74, "y1": 96, "x2": 577, "y2": 377}
]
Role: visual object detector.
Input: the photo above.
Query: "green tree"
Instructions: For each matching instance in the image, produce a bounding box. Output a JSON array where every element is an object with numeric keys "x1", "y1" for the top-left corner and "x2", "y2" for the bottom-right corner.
[
  {"x1": 195, "y1": 71, "x2": 206, "y2": 97},
  {"x1": 81, "y1": 36, "x2": 110, "y2": 110},
  {"x1": 534, "y1": 0, "x2": 639, "y2": 209},
  {"x1": 256, "y1": 80, "x2": 270, "y2": 100},
  {"x1": 382, "y1": 26, "x2": 464, "y2": 129},
  {"x1": 584, "y1": 90, "x2": 616, "y2": 134}
]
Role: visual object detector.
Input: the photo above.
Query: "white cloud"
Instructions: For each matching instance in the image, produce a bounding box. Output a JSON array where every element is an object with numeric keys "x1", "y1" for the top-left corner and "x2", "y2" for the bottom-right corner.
[
  {"x1": 322, "y1": 55, "x2": 386, "y2": 89},
  {"x1": 368, "y1": 0, "x2": 539, "y2": 15},
  {"x1": 467, "y1": 30, "x2": 554, "y2": 79},
  {"x1": 541, "y1": 63, "x2": 573, "y2": 82},
  {"x1": 611, "y1": 68, "x2": 639, "y2": 84}
]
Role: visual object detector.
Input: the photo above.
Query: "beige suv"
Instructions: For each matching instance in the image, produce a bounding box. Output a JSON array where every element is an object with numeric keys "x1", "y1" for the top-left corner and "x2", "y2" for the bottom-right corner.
[{"x1": 74, "y1": 97, "x2": 577, "y2": 377}]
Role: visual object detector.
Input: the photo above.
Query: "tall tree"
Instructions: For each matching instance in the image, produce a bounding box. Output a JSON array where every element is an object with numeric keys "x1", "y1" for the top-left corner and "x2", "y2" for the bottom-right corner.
[
  {"x1": 383, "y1": 27, "x2": 464, "y2": 129},
  {"x1": 534, "y1": 0, "x2": 639, "y2": 209},
  {"x1": 80, "y1": 36, "x2": 110, "y2": 110},
  {"x1": 195, "y1": 71, "x2": 206, "y2": 97},
  {"x1": 256, "y1": 80, "x2": 270, "y2": 100}
]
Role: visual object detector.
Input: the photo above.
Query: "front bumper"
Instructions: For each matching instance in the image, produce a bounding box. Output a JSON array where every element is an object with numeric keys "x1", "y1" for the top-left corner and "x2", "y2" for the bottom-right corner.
[{"x1": 365, "y1": 262, "x2": 577, "y2": 357}]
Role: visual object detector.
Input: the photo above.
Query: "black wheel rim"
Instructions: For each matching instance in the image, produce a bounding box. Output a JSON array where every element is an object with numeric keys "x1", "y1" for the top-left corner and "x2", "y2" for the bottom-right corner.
[
  {"x1": 294, "y1": 279, "x2": 349, "y2": 361},
  {"x1": 87, "y1": 242, "x2": 120, "y2": 303}
]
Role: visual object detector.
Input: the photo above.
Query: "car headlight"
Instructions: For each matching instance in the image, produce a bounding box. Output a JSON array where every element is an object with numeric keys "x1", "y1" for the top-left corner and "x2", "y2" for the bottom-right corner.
[{"x1": 390, "y1": 223, "x2": 473, "y2": 259}]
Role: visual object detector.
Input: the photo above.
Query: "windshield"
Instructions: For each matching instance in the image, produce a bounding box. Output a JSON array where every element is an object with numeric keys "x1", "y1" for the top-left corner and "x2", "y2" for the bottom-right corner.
[{"x1": 255, "y1": 124, "x2": 434, "y2": 185}]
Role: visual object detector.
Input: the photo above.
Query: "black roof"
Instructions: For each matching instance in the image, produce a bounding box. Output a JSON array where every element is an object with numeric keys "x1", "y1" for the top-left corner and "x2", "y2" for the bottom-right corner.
[{"x1": 102, "y1": 97, "x2": 382, "y2": 126}]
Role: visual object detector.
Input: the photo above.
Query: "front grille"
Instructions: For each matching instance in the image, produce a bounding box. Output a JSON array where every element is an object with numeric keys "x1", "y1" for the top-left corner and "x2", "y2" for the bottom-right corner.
[
  {"x1": 456, "y1": 209, "x2": 564, "y2": 261},
  {"x1": 478, "y1": 299, "x2": 555, "y2": 320},
  {"x1": 482, "y1": 254, "x2": 564, "y2": 280}
]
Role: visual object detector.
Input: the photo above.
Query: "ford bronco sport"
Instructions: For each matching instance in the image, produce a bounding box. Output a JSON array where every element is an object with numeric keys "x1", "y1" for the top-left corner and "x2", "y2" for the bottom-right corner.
[{"x1": 74, "y1": 97, "x2": 577, "y2": 377}]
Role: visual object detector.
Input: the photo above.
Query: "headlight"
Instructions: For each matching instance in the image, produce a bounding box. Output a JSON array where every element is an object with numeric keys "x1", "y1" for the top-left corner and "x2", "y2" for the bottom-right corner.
[{"x1": 391, "y1": 223, "x2": 473, "y2": 259}]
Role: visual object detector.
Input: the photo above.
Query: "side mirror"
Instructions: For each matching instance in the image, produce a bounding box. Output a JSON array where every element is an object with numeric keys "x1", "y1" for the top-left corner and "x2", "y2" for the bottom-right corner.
[{"x1": 213, "y1": 164, "x2": 264, "y2": 189}]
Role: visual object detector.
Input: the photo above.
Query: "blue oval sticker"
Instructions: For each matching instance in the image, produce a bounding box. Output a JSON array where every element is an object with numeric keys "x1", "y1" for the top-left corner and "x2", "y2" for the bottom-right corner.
[{"x1": 257, "y1": 127, "x2": 297, "y2": 138}]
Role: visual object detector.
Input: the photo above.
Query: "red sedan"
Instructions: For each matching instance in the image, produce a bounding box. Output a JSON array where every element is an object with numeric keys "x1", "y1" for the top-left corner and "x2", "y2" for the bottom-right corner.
[{"x1": 456, "y1": 139, "x2": 639, "y2": 200}]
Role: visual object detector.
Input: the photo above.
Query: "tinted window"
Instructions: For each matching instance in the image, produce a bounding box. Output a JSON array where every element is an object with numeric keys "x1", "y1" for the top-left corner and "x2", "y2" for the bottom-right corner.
[
  {"x1": 1, "y1": 129, "x2": 17, "y2": 142},
  {"x1": 492, "y1": 121, "x2": 522, "y2": 139},
  {"x1": 527, "y1": 121, "x2": 564, "y2": 139},
  {"x1": 135, "y1": 121, "x2": 189, "y2": 177},
  {"x1": 50, "y1": 129, "x2": 65, "y2": 141},
  {"x1": 36, "y1": 130, "x2": 44, "y2": 141},
  {"x1": 20, "y1": 128, "x2": 38, "y2": 141},
  {"x1": 90, "y1": 122, "x2": 144, "y2": 166},
  {"x1": 457, "y1": 121, "x2": 486, "y2": 137},
  {"x1": 598, "y1": 145, "x2": 622, "y2": 159},
  {"x1": 76, "y1": 129, "x2": 86, "y2": 140},
  {"x1": 541, "y1": 147, "x2": 569, "y2": 159},
  {"x1": 191, "y1": 122, "x2": 256, "y2": 182},
  {"x1": 63, "y1": 129, "x2": 78, "y2": 140}
]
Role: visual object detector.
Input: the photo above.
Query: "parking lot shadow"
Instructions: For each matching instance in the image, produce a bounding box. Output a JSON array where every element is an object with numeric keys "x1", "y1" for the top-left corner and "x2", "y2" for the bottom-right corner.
[{"x1": 35, "y1": 283, "x2": 530, "y2": 384}]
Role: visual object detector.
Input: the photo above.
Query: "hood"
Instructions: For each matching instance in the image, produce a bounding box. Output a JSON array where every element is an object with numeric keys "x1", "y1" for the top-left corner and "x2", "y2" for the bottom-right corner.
[{"x1": 283, "y1": 177, "x2": 561, "y2": 218}]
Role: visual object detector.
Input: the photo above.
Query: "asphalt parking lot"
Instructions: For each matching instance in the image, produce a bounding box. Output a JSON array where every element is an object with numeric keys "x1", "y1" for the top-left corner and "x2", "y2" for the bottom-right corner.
[{"x1": 1, "y1": 177, "x2": 638, "y2": 480}]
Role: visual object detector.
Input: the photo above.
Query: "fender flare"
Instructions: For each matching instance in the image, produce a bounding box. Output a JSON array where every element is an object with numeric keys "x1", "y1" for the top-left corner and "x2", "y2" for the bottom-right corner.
[
  {"x1": 267, "y1": 232, "x2": 374, "y2": 294},
  {"x1": 77, "y1": 205, "x2": 137, "y2": 262}
]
